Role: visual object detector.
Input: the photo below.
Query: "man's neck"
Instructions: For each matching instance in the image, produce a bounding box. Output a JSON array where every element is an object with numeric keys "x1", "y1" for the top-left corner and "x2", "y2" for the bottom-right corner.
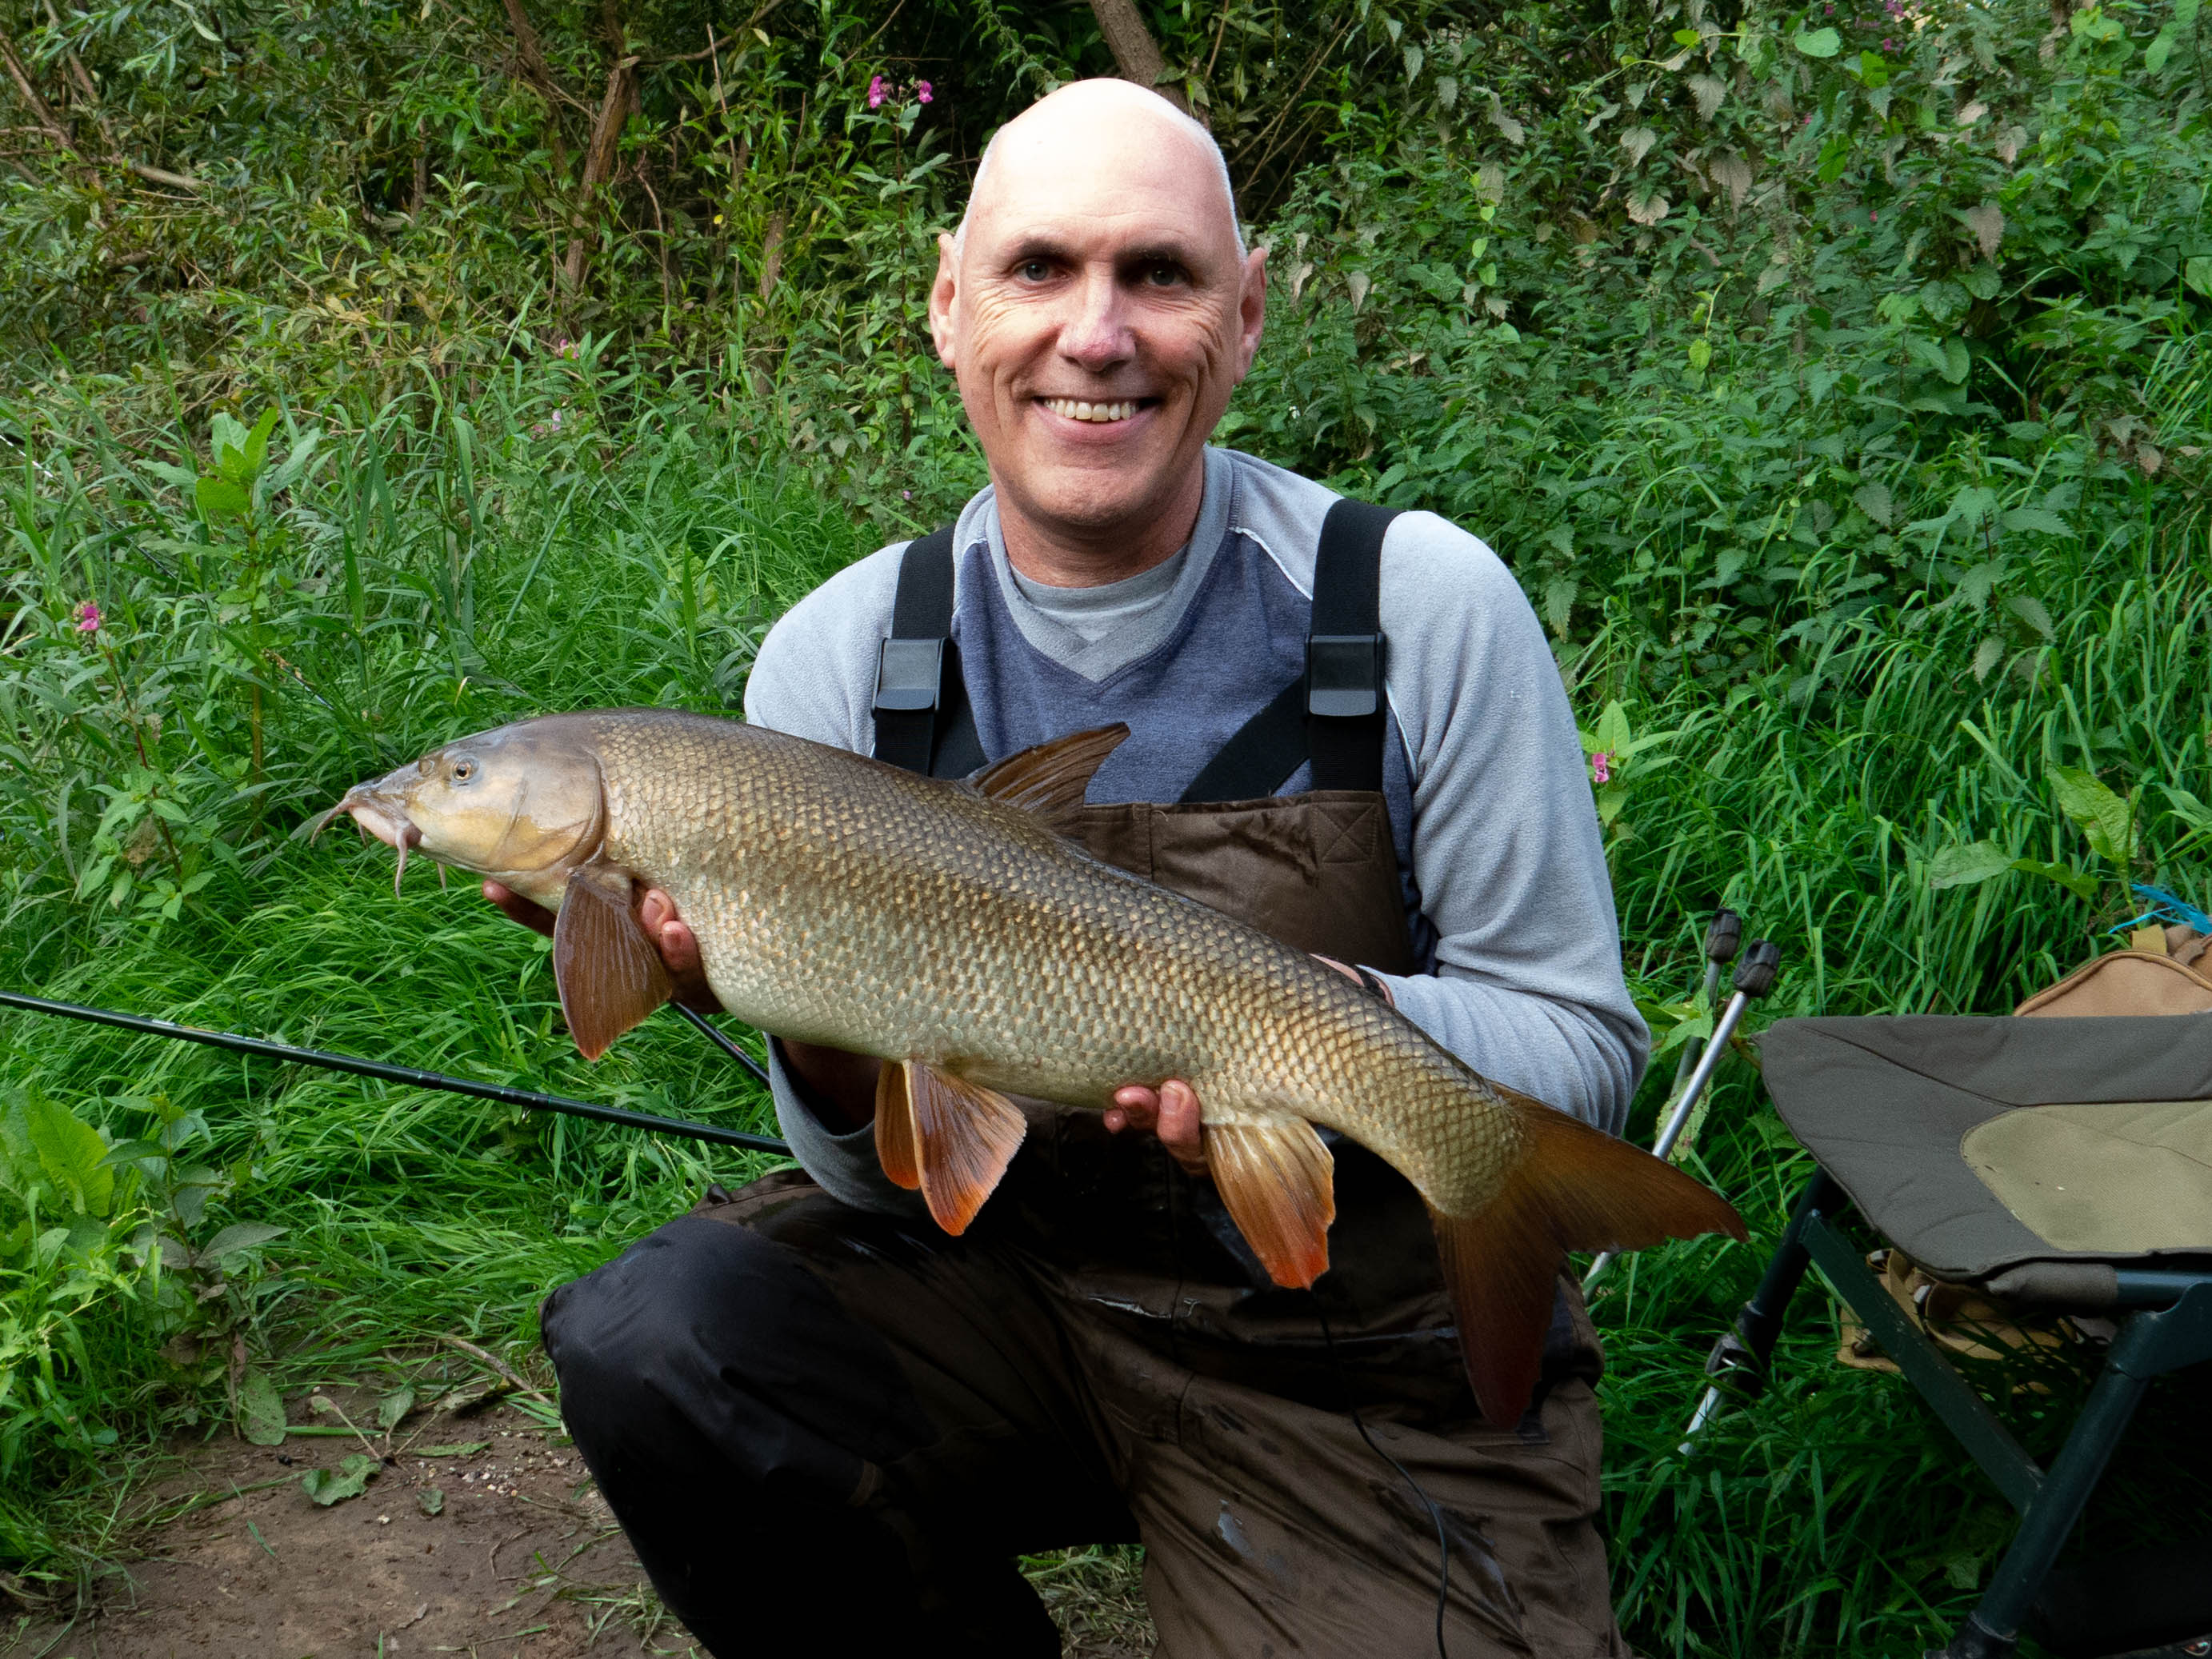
[{"x1": 995, "y1": 459, "x2": 1208, "y2": 589}]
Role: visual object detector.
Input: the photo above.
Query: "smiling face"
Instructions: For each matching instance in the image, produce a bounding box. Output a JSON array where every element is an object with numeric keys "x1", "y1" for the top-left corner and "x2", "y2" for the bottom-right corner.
[{"x1": 930, "y1": 81, "x2": 1267, "y2": 580}]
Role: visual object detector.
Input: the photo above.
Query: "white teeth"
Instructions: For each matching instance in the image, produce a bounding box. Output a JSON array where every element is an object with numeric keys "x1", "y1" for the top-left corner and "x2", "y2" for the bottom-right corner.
[{"x1": 1044, "y1": 398, "x2": 1138, "y2": 422}]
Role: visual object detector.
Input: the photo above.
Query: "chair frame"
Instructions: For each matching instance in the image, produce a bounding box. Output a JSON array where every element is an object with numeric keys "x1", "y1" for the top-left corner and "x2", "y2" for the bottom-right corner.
[{"x1": 1705, "y1": 1171, "x2": 2212, "y2": 1659}]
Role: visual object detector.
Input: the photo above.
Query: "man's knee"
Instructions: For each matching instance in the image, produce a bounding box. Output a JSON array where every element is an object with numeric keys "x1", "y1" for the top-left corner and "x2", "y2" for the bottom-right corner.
[{"x1": 542, "y1": 1213, "x2": 934, "y2": 1505}]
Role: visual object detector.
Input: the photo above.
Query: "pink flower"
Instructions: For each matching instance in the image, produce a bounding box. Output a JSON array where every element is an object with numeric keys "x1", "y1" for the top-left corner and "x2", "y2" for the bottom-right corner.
[
  {"x1": 1881, "y1": 36, "x2": 1894, "y2": 49},
  {"x1": 1590, "y1": 751, "x2": 1611, "y2": 785},
  {"x1": 868, "y1": 74, "x2": 886, "y2": 110},
  {"x1": 76, "y1": 602, "x2": 102, "y2": 634},
  {"x1": 916, "y1": 81, "x2": 933, "y2": 104}
]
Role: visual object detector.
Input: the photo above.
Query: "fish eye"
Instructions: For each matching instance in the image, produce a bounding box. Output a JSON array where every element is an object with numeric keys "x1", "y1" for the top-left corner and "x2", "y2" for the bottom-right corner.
[{"x1": 451, "y1": 758, "x2": 477, "y2": 783}]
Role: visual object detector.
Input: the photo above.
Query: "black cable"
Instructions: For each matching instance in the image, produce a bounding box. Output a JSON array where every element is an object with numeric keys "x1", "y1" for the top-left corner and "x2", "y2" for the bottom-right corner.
[
  {"x1": 0, "y1": 989, "x2": 790, "y2": 1155},
  {"x1": 1314, "y1": 1295, "x2": 1452, "y2": 1659}
]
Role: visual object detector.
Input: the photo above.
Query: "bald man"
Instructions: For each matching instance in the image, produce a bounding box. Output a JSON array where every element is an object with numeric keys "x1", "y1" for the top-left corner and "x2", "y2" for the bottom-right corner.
[{"x1": 535, "y1": 80, "x2": 1646, "y2": 1658}]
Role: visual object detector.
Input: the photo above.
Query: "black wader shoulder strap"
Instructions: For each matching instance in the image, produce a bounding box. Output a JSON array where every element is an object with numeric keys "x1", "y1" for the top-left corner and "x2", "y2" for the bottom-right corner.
[
  {"x1": 1178, "y1": 498, "x2": 1400, "y2": 802},
  {"x1": 872, "y1": 526, "x2": 985, "y2": 778}
]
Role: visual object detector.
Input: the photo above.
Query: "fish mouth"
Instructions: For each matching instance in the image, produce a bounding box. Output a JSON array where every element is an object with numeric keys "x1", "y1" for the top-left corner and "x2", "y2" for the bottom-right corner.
[{"x1": 302, "y1": 786, "x2": 432, "y2": 894}]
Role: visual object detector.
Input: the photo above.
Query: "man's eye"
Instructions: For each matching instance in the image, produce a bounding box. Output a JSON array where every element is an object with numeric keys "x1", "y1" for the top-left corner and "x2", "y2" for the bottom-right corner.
[
  {"x1": 1143, "y1": 262, "x2": 1186, "y2": 287},
  {"x1": 1017, "y1": 258, "x2": 1052, "y2": 282}
]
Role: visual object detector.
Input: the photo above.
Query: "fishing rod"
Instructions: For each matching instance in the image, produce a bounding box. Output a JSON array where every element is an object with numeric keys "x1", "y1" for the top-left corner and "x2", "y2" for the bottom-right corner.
[{"x1": 0, "y1": 989, "x2": 790, "y2": 1156}]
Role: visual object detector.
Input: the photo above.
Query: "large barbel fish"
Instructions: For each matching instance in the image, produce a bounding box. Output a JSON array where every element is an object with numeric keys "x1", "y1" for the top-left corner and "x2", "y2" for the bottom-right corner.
[{"x1": 312, "y1": 710, "x2": 1742, "y2": 1421}]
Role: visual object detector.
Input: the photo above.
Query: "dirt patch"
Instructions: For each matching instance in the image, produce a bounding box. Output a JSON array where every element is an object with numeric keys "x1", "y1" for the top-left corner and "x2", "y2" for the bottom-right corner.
[
  {"x1": 6, "y1": 1389, "x2": 1157, "y2": 1658},
  {"x1": 6, "y1": 1395, "x2": 683, "y2": 1659}
]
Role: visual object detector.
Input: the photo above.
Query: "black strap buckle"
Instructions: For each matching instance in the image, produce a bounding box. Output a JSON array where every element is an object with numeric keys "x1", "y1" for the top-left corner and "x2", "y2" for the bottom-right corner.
[
  {"x1": 873, "y1": 637, "x2": 946, "y2": 715},
  {"x1": 1306, "y1": 634, "x2": 1384, "y2": 720}
]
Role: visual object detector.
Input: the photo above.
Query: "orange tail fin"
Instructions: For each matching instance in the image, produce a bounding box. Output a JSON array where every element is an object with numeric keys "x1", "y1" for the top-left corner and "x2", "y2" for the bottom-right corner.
[{"x1": 1431, "y1": 1094, "x2": 1745, "y2": 1427}]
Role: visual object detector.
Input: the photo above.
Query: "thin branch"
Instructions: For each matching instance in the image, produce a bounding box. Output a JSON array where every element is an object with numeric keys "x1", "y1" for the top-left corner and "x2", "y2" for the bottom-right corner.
[
  {"x1": 0, "y1": 28, "x2": 81, "y2": 158},
  {"x1": 130, "y1": 160, "x2": 201, "y2": 190}
]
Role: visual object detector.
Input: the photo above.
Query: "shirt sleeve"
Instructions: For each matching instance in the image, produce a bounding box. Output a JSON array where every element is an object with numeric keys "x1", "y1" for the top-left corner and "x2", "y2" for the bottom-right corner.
[
  {"x1": 1366, "y1": 514, "x2": 1650, "y2": 1136},
  {"x1": 742, "y1": 543, "x2": 928, "y2": 1213}
]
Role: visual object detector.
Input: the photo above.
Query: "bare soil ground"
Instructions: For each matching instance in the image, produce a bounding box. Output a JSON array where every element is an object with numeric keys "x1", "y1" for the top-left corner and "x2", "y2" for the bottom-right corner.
[{"x1": 3, "y1": 1388, "x2": 1155, "y2": 1659}]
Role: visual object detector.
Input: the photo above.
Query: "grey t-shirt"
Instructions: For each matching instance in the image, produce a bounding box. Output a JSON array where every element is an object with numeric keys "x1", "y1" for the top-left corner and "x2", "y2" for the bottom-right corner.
[{"x1": 744, "y1": 446, "x2": 1650, "y2": 1211}]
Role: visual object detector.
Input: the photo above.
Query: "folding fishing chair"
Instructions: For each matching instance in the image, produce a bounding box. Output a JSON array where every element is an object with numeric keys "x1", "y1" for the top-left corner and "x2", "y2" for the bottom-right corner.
[{"x1": 1698, "y1": 1013, "x2": 2212, "y2": 1659}]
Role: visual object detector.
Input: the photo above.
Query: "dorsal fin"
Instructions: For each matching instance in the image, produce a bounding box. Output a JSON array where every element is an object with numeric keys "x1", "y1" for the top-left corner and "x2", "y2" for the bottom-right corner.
[{"x1": 966, "y1": 724, "x2": 1130, "y2": 835}]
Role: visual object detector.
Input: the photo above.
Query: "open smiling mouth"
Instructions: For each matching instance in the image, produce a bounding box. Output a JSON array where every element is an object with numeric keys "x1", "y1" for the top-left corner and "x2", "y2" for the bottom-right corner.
[{"x1": 1040, "y1": 396, "x2": 1158, "y2": 424}]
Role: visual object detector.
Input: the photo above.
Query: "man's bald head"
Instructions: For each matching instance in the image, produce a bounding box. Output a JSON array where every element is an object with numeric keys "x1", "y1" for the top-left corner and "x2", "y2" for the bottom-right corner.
[
  {"x1": 953, "y1": 79, "x2": 1245, "y2": 261},
  {"x1": 927, "y1": 76, "x2": 1267, "y2": 584}
]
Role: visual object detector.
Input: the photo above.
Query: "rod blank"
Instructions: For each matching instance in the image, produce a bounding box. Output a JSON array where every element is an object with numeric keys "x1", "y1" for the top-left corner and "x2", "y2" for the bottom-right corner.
[{"x1": 0, "y1": 989, "x2": 790, "y2": 1155}]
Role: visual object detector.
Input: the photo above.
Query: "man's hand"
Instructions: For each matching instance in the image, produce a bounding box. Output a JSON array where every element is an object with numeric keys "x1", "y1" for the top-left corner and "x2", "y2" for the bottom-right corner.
[
  {"x1": 1104, "y1": 1079, "x2": 1207, "y2": 1176},
  {"x1": 481, "y1": 880, "x2": 723, "y2": 1013}
]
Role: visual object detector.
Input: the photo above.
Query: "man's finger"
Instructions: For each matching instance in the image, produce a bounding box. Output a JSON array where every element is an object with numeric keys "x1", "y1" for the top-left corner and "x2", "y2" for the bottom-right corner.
[
  {"x1": 1156, "y1": 1079, "x2": 1208, "y2": 1175},
  {"x1": 482, "y1": 880, "x2": 556, "y2": 939},
  {"x1": 1106, "y1": 1085, "x2": 1161, "y2": 1135}
]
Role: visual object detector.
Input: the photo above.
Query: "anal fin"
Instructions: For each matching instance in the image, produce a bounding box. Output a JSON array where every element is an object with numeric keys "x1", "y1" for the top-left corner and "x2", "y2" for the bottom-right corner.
[
  {"x1": 1434, "y1": 1093, "x2": 1747, "y2": 1425},
  {"x1": 552, "y1": 861, "x2": 671, "y2": 1062},
  {"x1": 874, "y1": 1062, "x2": 921, "y2": 1190},
  {"x1": 905, "y1": 1061, "x2": 1026, "y2": 1235},
  {"x1": 1206, "y1": 1117, "x2": 1336, "y2": 1289}
]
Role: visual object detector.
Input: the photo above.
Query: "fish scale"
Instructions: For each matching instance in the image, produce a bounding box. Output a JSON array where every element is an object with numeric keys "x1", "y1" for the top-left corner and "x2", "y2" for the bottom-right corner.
[{"x1": 318, "y1": 706, "x2": 1744, "y2": 1424}]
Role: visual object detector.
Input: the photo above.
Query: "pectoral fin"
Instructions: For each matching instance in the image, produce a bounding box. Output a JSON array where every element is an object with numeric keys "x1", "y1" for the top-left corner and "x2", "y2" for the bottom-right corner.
[
  {"x1": 1206, "y1": 1117, "x2": 1336, "y2": 1289},
  {"x1": 551, "y1": 861, "x2": 671, "y2": 1062},
  {"x1": 874, "y1": 1061, "x2": 921, "y2": 1190},
  {"x1": 902, "y1": 1061, "x2": 1026, "y2": 1235}
]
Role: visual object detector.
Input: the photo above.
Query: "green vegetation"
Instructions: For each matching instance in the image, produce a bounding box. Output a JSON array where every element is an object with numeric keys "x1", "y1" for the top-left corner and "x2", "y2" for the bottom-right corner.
[{"x1": 1, "y1": 0, "x2": 2206, "y2": 1651}]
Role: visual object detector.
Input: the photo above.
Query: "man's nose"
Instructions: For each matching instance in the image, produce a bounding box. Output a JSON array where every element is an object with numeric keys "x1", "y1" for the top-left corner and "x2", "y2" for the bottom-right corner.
[{"x1": 1056, "y1": 267, "x2": 1134, "y2": 371}]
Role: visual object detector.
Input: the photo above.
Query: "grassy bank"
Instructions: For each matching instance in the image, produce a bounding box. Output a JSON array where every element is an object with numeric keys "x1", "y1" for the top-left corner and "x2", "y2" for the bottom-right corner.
[{"x1": 0, "y1": 346, "x2": 2206, "y2": 1653}]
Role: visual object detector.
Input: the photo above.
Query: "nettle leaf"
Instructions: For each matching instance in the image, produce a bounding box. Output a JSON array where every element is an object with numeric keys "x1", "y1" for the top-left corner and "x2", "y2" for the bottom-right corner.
[
  {"x1": 2, "y1": 1088, "x2": 114, "y2": 1217},
  {"x1": 1794, "y1": 26, "x2": 1842, "y2": 57},
  {"x1": 1928, "y1": 841, "x2": 2014, "y2": 889},
  {"x1": 196, "y1": 476, "x2": 251, "y2": 518},
  {"x1": 2047, "y1": 765, "x2": 2136, "y2": 865}
]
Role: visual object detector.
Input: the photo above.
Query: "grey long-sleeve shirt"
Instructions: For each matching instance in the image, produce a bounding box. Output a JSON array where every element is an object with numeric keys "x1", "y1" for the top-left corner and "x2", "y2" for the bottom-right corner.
[{"x1": 743, "y1": 446, "x2": 1648, "y2": 1210}]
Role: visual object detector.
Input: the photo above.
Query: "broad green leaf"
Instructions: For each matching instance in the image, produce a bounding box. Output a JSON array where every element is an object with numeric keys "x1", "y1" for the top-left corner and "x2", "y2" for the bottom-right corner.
[
  {"x1": 1594, "y1": 701, "x2": 1633, "y2": 756},
  {"x1": 418, "y1": 1487, "x2": 446, "y2": 1516},
  {"x1": 1794, "y1": 26, "x2": 1841, "y2": 57},
  {"x1": 2186, "y1": 258, "x2": 2212, "y2": 299},
  {"x1": 1687, "y1": 338, "x2": 1712, "y2": 371},
  {"x1": 2047, "y1": 764, "x2": 2135, "y2": 864},
  {"x1": 1971, "y1": 636, "x2": 2004, "y2": 682},
  {"x1": 301, "y1": 1453, "x2": 380, "y2": 1506},
  {"x1": 196, "y1": 476, "x2": 251, "y2": 518},
  {"x1": 2146, "y1": 26, "x2": 2176, "y2": 70},
  {"x1": 240, "y1": 408, "x2": 279, "y2": 480},
  {"x1": 238, "y1": 1368, "x2": 288, "y2": 1446},
  {"x1": 2010, "y1": 858, "x2": 2100, "y2": 902},
  {"x1": 378, "y1": 1386, "x2": 417, "y2": 1432},
  {"x1": 1928, "y1": 841, "x2": 2014, "y2": 889},
  {"x1": 1852, "y1": 482, "x2": 1894, "y2": 527},
  {"x1": 198, "y1": 1221, "x2": 286, "y2": 1265},
  {"x1": 1941, "y1": 338, "x2": 1970, "y2": 384},
  {"x1": 7, "y1": 1089, "x2": 114, "y2": 1217}
]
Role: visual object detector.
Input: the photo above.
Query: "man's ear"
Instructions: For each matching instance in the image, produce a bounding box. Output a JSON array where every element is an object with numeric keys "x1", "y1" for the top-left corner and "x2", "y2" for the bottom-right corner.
[
  {"x1": 1234, "y1": 245, "x2": 1268, "y2": 378},
  {"x1": 929, "y1": 232, "x2": 961, "y2": 369}
]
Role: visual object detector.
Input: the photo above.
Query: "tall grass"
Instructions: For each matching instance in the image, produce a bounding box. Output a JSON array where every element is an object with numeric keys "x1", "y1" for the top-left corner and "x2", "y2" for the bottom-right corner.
[{"x1": 0, "y1": 338, "x2": 2207, "y2": 1651}]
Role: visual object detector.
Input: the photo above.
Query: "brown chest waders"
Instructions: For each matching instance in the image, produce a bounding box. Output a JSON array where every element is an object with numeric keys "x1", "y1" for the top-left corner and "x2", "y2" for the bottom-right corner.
[{"x1": 541, "y1": 502, "x2": 1627, "y2": 1659}]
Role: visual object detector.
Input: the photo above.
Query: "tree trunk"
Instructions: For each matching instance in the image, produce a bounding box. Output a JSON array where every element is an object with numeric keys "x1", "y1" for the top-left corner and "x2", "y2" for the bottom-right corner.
[
  {"x1": 562, "y1": 54, "x2": 638, "y2": 290},
  {"x1": 1084, "y1": 0, "x2": 1191, "y2": 113}
]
